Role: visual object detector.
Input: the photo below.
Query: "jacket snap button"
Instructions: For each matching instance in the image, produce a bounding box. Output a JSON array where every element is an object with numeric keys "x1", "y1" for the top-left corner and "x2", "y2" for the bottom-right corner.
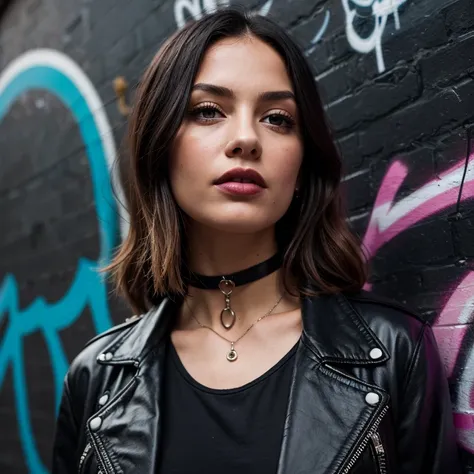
[
  {"x1": 98, "y1": 394, "x2": 109, "y2": 406},
  {"x1": 90, "y1": 417, "x2": 102, "y2": 431},
  {"x1": 97, "y1": 353, "x2": 106, "y2": 362},
  {"x1": 365, "y1": 392, "x2": 380, "y2": 406},
  {"x1": 104, "y1": 352, "x2": 113, "y2": 361},
  {"x1": 369, "y1": 348, "x2": 383, "y2": 360}
]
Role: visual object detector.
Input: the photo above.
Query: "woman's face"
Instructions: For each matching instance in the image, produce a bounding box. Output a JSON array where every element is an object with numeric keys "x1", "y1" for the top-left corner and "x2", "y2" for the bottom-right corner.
[{"x1": 170, "y1": 35, "x2": 303, "y2": 234}]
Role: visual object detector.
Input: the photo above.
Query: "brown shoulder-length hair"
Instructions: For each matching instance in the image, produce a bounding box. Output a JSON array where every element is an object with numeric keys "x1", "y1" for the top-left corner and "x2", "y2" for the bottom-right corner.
[{"x1": 106, "y1": 8, "x2": 368, "y2": 314}]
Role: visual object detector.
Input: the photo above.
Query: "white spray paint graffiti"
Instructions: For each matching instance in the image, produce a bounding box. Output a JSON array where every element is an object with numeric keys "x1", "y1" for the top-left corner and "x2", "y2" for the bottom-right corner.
[
  {"x1": 341, "y1": 0, "x2": 408, "y2": 73},
  {"x1": 175, "y1": 0, "x2": 229, "y2": 28},
  {"x1": 174, "y1": 0, "x2": 274, "y2": 28},
  {"x1": 174, "y1": 0, "x2": 330, "y2": 63},
  {"x1": 304, "y1": 10, "x2": 331, "y2": 57}
]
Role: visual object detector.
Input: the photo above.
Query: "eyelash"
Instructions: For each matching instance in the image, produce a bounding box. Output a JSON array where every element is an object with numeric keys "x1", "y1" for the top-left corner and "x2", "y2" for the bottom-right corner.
[{"x1": 189, "y1": 103, "x2": 296, "y2": 130}]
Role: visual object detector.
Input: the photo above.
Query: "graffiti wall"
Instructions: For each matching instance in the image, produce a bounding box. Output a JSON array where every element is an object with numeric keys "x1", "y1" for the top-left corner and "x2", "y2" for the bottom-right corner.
[{"x1": 0, "y1": 0, "x2": 473, "y2": 472}]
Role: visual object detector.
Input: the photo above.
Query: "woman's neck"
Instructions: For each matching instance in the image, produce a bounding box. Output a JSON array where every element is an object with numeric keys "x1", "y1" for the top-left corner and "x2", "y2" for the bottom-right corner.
[
  {"x1": 180, "y1": 225, "x2": 296, "y2": 333},
  {"x1": 187, "y1": 225, "x2": 277, "y2": 276}
]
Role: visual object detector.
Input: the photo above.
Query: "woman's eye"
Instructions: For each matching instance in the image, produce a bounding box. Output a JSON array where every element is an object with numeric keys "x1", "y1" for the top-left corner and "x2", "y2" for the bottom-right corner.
[
  {"x1": 263, "y1": 113, "x2": 294, "y2": 129},
  {"x1": 200, "y1": 108, "x2": 218, "y2": 119},
  {"x1": 191, "y1": 105, "x2": 224, "y2": 121}
]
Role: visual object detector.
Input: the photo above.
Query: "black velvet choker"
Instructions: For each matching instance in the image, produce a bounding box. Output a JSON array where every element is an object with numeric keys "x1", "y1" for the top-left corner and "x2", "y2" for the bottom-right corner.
[{"x1": 186, "y1": 252, "x2": 283, "y2": 289}]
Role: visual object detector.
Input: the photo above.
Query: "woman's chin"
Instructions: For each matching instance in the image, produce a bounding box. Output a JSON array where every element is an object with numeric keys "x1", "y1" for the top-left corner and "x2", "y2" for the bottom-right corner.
[{"x1": 189, "y1": 214, "x2": 278, "y2": 235}]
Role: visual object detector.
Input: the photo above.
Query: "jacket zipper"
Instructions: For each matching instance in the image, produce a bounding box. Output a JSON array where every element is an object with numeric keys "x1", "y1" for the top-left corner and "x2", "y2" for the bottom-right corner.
[
  {"x1": 340, "y1": 404, "x2": 389, "y2": 474},
  {"x1": 370, "y1": 432, "x2": 387, "y2": 474},
  {"x1": 86, "y1": 427, "x2": 114, "y2": 474},
  {"x1": 78, "y1": 443, "x2": 92, "y2": 474},
  {"x1": 78, "y1": 442, "x2": 105, "y2": 474}
]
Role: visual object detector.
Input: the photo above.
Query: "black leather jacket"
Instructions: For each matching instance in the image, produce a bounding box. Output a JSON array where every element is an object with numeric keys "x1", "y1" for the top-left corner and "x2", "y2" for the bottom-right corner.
[{"x1": 52, "y1": 292, "x2": 461, "y2": 473}]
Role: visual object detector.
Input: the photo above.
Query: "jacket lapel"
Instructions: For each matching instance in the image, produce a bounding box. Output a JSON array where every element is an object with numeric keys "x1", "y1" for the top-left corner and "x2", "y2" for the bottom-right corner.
[
  {"x1": 277, "y1": 294, "x2": 390, "y2": 474},
  {"x1": 87, "y1": 297, "x2": 177, "y2": 474}
]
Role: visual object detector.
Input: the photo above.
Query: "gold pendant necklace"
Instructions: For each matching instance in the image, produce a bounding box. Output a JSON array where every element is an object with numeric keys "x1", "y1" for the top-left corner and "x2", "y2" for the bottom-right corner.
[
  {"x1": 227, "y1": 343, "x2": 238, "y2": 362},
  {"x1": 187, "y1": 294, "x2": 284, "y2": 362}
]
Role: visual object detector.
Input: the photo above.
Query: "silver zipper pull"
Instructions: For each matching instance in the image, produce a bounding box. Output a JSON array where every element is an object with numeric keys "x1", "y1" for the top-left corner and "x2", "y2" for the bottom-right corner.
[
  {"x1": 370, "y1": 432, "x2": 385, "y2": 454},
  {"x1": 341, "y1": 405, "x2": 389, "y2": 473},
  {"x1": 370, "y1": 432, "x2": 387, "y2": 474}
]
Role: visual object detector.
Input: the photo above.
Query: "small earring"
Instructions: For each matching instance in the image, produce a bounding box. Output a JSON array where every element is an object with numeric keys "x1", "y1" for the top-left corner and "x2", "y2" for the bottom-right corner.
[{"x1": 294, "y1": 187, "x2": 300, "y2": 199}]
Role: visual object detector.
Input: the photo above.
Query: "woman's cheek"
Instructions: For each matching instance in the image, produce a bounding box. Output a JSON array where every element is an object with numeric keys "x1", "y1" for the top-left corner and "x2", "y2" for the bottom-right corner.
[{"x1": 274, "y1": 145, "x2": 303, "y2": 188}]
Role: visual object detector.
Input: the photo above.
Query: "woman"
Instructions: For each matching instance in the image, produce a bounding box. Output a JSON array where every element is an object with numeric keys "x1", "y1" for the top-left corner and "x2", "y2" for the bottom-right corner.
[{"x1": 52, "y1": 8, "x2": 461, "y2": 474}]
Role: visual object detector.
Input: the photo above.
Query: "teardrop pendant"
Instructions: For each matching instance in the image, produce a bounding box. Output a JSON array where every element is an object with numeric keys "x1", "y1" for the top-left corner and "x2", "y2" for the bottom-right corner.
[{"x1": 226, "y1": 343, "x2": 238, "y2": 362}]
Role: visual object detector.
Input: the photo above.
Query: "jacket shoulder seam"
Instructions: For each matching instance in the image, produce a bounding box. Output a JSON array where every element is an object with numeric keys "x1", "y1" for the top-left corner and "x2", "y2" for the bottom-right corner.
[
  {"x1": 403, "y1": 321, "x2": 428, "y2": 391},
  {"x1": 348, "y1": 295, "x2": 424, "y2": 324},
  {"x1": 84, "y1": 316, "x2": 142, "y2": 349}
]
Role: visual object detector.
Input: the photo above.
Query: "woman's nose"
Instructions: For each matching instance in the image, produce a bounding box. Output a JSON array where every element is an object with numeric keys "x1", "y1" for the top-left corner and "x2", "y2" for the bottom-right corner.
[{"x1": 224, "y1": 130, "x2": 262, "y2": 160}]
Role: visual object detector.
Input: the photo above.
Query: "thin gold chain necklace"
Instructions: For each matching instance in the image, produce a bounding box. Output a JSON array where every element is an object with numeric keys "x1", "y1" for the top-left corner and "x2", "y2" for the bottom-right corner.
[{"x1": 185, "y1": 294, "x2": 284, "y2": 362}]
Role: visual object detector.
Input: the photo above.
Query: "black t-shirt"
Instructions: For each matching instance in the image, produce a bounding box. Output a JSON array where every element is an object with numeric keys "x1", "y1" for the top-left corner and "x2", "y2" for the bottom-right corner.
[{"x1": 157, "y1": 338, "x2": 298, "y2": 473}]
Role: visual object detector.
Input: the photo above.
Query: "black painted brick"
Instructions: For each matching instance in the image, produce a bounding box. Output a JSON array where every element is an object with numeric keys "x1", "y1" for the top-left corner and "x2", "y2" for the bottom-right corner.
[
  {"x1": 453, "y1": 217, "x2": 474, "y2": 257},
  {"x1": 421, "y1": 264, "x2": 463, "y2": 290},
  {"x1": 290, "y1": 8, "x2": 328, "y2": 48},
  {"x1": 104, "y1": 30, "x2": 139, "y2": 77},
  {"x1": 337, "y1": 132, "x2": 363, "y2": 171},
  {"x1": 317, "y1": 59, "x2": 360, "y2": 104},
  {"x1": 370, "y1": 271, "x2": 423, "y2": 310},
  {"x1": 359, "y1": 79, "x2": 474, "y2": 157},
  {"x1": 271, "y1": 0, "x2": 326, "y2": 29},
  {"x1": 435, "y1": 127, "x2": 472, "y2": 171},
  {"x1": 85, "y1": 0, "x2": 154, "y2": 61},
  {"x1": 136, "y1": 10, "x2": 170, "y2": 50},
  {"x1": 328, "y1": 33, "x2": 354, "y2": 64},
  {"x1": 327, "y1": 66, "x2": 420, "y2": 132},
  {"x1": 383, "y1": 12, "x2": 448, "y2": 65},
  {"x1": 421, "y1": 32, "x2": 474, "y2": 88},
  {"x1": 373, "y1": 219, "x2": 454, "y2": 272},
  {"x1": 395, "y1": 147, "x2": 435, "y2": 193},
  {"x1": 342, "y1": 168, "x2": 373, "y2": 211},
  {"x1": 444, "y1": 0, "x2": 474, "y2": 37},
  {"x1": 317, "y1": 51, "x2": 380, "y2": 104},
  {"x1": 307, "y1": 40, "x2": 332, "y2": 78}
]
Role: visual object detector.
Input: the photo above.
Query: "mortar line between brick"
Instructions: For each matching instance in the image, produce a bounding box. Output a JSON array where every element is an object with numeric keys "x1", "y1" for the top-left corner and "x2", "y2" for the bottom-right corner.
[{"x1": 342, "y1": 169, "x2": 370, "y2": 182}]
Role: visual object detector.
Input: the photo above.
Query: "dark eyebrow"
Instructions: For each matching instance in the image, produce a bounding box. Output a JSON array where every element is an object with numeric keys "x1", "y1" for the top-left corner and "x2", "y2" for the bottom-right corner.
[
  {"x1": 258, "y1": 90, "x2": 296, "y2": 102},
  {"x1": 192, "y1": 83, "x2": 234, "y2": 98},
  {"x1": 192, "y1": 83, "x2": 296, "y2": 102}
]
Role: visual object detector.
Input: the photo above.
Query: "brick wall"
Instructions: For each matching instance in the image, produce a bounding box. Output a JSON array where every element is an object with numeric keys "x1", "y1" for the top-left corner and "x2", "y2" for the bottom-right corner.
[{"x1": 0, "y1": 0, "x2": 473, "y2": 472}]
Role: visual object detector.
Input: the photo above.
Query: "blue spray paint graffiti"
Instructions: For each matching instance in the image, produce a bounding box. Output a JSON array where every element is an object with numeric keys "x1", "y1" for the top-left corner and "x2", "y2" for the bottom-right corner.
[{"x1": 0, "y1": 49, "x2": 122, "y2": 474}]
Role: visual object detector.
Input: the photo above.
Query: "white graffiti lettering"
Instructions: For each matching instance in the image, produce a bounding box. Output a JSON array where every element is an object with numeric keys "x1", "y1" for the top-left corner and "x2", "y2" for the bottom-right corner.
[
  {"x1": 341, "y1": 0, "x2": 408, "y2": 73},
  {"x1": 175, "y1": 0, "x2": 229, "y2": 29},
  {"x1": 174, "y1": 0, "x2": 274, "y2": 29}
]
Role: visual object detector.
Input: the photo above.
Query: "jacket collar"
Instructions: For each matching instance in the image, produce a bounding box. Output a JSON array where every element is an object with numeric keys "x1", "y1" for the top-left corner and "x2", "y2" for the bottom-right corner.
[
  {"x1": 99, "y1": 292, "x2": 389, "y2": 368},
  {"x1": 98, "y1": 296, "x2": 178, "y2": 366},
  {"x1": 301, "y1": 293, "x2": 390, "y2": 365}
]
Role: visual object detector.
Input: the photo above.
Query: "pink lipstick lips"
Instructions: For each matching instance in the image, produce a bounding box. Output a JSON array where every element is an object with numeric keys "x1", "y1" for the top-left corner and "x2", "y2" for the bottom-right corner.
[{"x1": 213, "y1": 167, "x2": 267, "y2": 196}]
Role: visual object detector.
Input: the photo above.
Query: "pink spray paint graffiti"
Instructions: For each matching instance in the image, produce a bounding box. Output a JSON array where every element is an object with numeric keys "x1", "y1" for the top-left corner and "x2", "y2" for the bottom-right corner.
[{"x1": 362, "y1": 148, "x2": 474, "y2": 452}]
